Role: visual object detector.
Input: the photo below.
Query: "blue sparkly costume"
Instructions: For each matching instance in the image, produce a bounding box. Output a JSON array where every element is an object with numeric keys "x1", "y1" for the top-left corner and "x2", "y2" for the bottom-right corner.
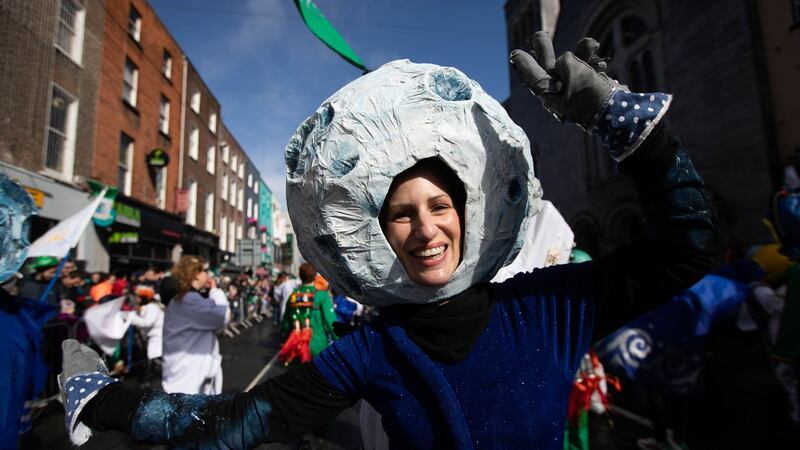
[{"x1": 63, "y1": 90, "x2": 718, "y2": 449}]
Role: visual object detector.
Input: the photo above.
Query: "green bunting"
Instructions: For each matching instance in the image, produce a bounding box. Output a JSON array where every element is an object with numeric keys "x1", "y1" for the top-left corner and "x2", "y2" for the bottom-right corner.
[{"x1": 293, "y1": 0, "x2": 368, "y2": 72}]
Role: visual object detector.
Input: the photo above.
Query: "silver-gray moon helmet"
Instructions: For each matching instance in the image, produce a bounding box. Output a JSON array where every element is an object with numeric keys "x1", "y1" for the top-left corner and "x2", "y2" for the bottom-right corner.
[{"x1": 286, "y1": 59, "x2": 541, "y2": 306}]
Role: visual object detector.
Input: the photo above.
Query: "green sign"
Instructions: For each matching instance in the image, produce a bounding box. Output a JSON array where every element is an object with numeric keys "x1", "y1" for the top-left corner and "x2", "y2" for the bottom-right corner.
[
  {"x1": 115, "y1": 202, "x2": 141, "y2": 227},
  {"x1": 147, "y1": 148, "x2": 170, "y2": 167},
  {"x1": 109, "y1": 231, "x2": 139, "y2": 244}
]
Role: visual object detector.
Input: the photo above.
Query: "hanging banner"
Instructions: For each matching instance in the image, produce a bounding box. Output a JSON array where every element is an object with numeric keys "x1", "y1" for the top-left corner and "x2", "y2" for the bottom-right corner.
[
  {"x1": 28, "y1": 188, "x2": 107, "y2": 258},
  {"x1": 293, "y1": 0, "x2": 368, "y2": 72}
]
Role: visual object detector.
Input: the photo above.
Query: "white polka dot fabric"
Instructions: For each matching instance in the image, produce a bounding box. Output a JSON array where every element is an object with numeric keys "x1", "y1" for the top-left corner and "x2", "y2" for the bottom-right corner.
[
  {"x1": 63, "y1": 372, "x2": 118, "y2": 444},
  {"x1": 590, "y1": 90, "x2": 672, "y2": 161}
]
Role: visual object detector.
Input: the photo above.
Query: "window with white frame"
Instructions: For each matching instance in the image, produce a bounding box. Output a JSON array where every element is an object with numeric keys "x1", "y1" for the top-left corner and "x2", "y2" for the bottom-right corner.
[
  {"x1": 190, "y1": 89, "x2": 201, "y2": 114},
  {"x1": 238, "y1": 161, "x2": 244, "y2": 179},
  {"x1": 247, "y1": 173, "x2": 252, "y2": 189},
  {"x1": 56, "y1": 0, "x2": 85, "y2": 64},
  {"x1": 206, "y1": 144, "x2": 215, "y2": 174},
  {"x1": 231, "y1": 154, "x2": 238, "y2": 172},
  {"x1": 254, "y1": 203, "x2": 259, "y2": 220},
  {"x1": 247, "y1": 197, "x2": 252, "y2": 218},
  {"x1": 219, "y1": 214, "x2": 228, "y2": 251},
  {"x1": 221, "y1": 173, "x2": 228, "y2": 201},
  {"x1": 229, "y1": 180, "x2": 236, "y2": 206},
  {"x1": 221, "y1": 144, "x2": 229, "y2": 164},
  {"x1": 228, "y1": 218, "x2": 236, "y2": 252},
  {"x1": 186, "y1": 180, "x2": 197, "y2": 225},
  {"x1": 128, "y1": 5, "x2": 141, "y2": 42},
  {"x1": 155, "y1": 167, "x2": 167, "y2": 209},
  {"x1": 118, "y1": 133, "x2": 133, "y2": 196},
  {"x1": 254, "y1": 182, "x2": 259, "y2": 194},
  {"x1": 45, "y1": 85, "x2": 78, "y2": 179},
  {"x1": 209, "y1": 111, "x2": 217, "y2": 133},
  {"x1": 236, "y1": 223, "x2": 243, "y2": 241},
  {"x1": 237, "y1": 186, "x2": 244, "y2": 211},
  {"x1": 159, "y1": 95, "x2": 170, "y2": 134},
  {"x1": 204, "y1": 192, "x2": 215, "y2": 231},
  {"x1": 162, "y1": 49, "x2": 172, "y2": 79},
  {"x1": 123, "y1": 58, "x2": 138, "y2": 107},
  {"x1": 188, "y1": 125, "x2": 199, "y2": 160}
]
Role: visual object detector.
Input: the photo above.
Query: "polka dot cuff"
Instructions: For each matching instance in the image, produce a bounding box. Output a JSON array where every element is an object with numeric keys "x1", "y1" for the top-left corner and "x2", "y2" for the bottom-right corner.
[
  {"x1": 590, "y1": 90, "x2": 672, "y2": 162},
  {"x1": 63, "y1": 372, "x2": 118, "y2": 445}
]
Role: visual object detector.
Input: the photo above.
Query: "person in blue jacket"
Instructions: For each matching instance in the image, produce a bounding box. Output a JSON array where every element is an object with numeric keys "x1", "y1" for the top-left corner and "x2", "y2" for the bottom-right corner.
[{"x1": 59, "y1": 32, "x2": 718, "y2": 449}]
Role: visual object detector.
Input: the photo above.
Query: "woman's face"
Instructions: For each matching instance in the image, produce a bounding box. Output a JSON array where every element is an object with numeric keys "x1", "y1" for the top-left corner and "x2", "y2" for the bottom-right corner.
[
  {"x1": 193, "y1": 269, "x2": 208, "y2": 288},
  {"x1": 383, "y1": 171, "x2": 462, "y2": 287}
]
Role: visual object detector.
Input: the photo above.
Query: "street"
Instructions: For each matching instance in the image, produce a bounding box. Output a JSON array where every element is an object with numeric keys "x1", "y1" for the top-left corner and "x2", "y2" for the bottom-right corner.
[{"x1": 22, "y1": 320, "x2": 362, "y2": 450}]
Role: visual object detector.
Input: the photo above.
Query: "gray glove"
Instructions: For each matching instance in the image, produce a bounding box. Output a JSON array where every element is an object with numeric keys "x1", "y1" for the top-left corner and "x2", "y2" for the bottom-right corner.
[
  {"x1": 58, "y1": 339, "x2": 109, "y2": 403},
  {"x1": 510, "y1": 31, "x2": 618, "y2": 128}
]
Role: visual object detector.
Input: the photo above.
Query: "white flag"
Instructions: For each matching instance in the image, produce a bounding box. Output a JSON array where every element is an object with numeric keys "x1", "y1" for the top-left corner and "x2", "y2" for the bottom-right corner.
[
  {"x1": 83, "y1": 296, "x2": 134, "y2": 356},
  {"x1": 27, "y1": 189, "x2": 107, "y2": 258}
]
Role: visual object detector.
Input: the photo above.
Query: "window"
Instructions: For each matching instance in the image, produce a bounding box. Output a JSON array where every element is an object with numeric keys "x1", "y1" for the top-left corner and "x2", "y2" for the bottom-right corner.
[
  {"x1": 237, "y1": 223, "x2": 243, "y2": 241},
  {"x1": 238, "y1": 161, "x2": 244, "y2": 179},
  {"x1": 209, "y1": 111, "x2": 217, "y2": 133},
  {"x1": 206, "y1": 145, "x2": 215, "y2": 174},
  {"x1": 162, "y1": 50, "x2": 172, "y2": 79},
  {"x1": 237, "y1": 186, "x2": 244, "y2": 211},
  {"x1": 221, "y1": 173, "x2": 228, "y2": 201},
  {"x1": 159, "y1": 95, "x2": 170, "y2": 134},
  {"x1": 118, "y1": 133, "x2": 133, "y2": 196},
  {"x1": 56, "y1": 0, "x2": 85, "y2": 64},
  {"x1": 254, "y1": 182, "x2": 259, "y2": 194},
  {"x1": 220, "y1": 214, "x2": 227, "y2": 251},
  {"x1": 221, "y1": 144, "x2": 229, "y2": 164},
  {"x1": 186, "y1": 180, "x2": 197, "y2": 225},
  {"x1": 155, "y1": 167, "x2": 167, "y2": 209},
  {"x1": 190, "y1": 89, "x2": 201, "y2": 114},
  {"x1": 123, "y1": 58, "x2": 138, "y2": 107},
  {"x1": 228, "y1": 218, "x2": 236, "y2": 252},
  {"x1": 247, "y1": 197, "x2": 253, "y2": 218},
  {"x1": 188, "y1": 125, "x2": 199, "y2": 160},
  {"x1": 204, "y1": 192, "x2": 215, "y2": 231},
  {"x1": 229, "y1": 181, "x2": 236, "y2": 206},
  {"x1": 247, "y1": 173, "x2": 253, "y2": 189},
  {"x1": 231, "y1": 154, "x2": 238, "y2": 172},
  {"x1": 45, "y1": 85, "x2": 78, "y2": 179},
  {"x1": 254, "y1": 203, "x2": 259, "y2": 220},
  {"x1": 128, "y1": 5, "x2": 141, "y2": 42}
]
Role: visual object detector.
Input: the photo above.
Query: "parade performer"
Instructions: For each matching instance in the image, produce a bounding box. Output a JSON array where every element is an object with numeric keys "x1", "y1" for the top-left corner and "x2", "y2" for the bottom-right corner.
[
  {"x1": 278, "y1": 263, "x2": 337, "y2": 365},
  {"x1": 59, "y1": 32, "x2": 718, "y2": 449}
]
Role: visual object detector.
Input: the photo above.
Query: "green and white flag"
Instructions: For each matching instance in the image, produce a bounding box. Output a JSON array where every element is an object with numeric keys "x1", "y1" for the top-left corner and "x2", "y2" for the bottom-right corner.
[{"x1": 294, "y1": 0, "x2": 368, "y2": 72}]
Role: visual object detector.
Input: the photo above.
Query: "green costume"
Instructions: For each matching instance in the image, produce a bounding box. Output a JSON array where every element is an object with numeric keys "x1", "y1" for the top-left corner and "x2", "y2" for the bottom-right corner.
[{"x1": 281, "y1": 284, "x2": 338, "y2": 358}]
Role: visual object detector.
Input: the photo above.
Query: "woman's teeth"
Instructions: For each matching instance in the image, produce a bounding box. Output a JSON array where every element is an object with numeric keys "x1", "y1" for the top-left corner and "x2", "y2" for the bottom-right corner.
[{"x1": 413, "y1": 246, "x2": 445, "y2": 258}]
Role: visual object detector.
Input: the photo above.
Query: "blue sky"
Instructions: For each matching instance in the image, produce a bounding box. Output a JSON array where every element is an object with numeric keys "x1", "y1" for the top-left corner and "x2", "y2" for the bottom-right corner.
[{"x1": 150, "y1": 0, "x2": 511, "y2": 209}]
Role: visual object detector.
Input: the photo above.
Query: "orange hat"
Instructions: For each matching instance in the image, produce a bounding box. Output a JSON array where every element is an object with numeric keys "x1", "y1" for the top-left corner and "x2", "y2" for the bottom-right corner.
[{"x1": 314, "y1": 273, "x2": 329, "y2": 291}]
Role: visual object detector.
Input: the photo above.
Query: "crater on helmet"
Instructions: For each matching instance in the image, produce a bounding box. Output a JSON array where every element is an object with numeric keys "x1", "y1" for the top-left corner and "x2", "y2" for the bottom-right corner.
[{"x1": 428, "y1": 67, "x2": 473, "y2": 101}]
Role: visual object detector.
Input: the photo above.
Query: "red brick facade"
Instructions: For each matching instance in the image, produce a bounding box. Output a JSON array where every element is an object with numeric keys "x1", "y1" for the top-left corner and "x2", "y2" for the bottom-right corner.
[{"x1": 93, "y1": 0, "x2": 182, "y2": 212}]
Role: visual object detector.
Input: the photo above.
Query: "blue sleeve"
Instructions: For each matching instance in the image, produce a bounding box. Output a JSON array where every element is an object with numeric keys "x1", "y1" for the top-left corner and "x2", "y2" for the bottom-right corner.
[{"x1": 312, "y1": 324, "x2": 373, "y2": 395}]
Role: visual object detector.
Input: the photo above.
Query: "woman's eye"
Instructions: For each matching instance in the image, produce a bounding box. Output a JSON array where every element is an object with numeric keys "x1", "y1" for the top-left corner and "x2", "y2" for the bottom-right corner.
[
  {"x1": 432, "y1": 204, "x2": 451, "y2": 213},
  {"x1": 391, "y1": 212, "x2": 411, "y2": 222}
]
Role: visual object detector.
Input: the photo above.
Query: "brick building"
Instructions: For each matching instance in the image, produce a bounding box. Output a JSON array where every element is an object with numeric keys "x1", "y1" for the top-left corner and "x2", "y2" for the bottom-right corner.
[
  {"x1": 179, "y1": 62, "x2": 221, "y2": 261},
  {"x1": 216, "y1": 121, "x2": 247, "y2": 266},
  {"x1": 0, "y1": 0, "x2": 110, "y2": 270},
  {"x1": 503, "y1": 0, "x2": 788, "y2": 256}
]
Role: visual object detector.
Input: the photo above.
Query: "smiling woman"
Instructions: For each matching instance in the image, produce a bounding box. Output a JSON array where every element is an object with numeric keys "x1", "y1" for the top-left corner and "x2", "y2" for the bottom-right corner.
[{"x1": 381, "y1": 158, "x2": 466, "y2": 286}]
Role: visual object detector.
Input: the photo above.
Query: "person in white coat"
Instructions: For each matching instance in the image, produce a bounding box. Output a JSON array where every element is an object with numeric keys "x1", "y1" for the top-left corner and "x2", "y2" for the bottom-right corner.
[
  {"x1": 128, "y1": 285, "x2": 165, "y2": 388},
  {"x1": 161, "y1": 256, "x2": 230, "y2": 395}
]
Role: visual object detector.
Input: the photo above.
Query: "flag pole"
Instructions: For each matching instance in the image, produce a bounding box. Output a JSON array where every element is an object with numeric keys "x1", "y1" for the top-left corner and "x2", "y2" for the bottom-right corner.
[{"x1": 37, "y1": 249, "x2": 72, "y2": 304}]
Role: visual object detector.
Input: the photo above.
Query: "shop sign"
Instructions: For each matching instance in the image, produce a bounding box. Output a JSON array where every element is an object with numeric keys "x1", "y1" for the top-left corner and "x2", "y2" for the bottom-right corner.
[
  {"x1": 147, "y1": 149, "x2": 170, "y2": 167},
  {"x1": 115, "y1": 202, "x2": 141, "y2": 227},
  {"x1": 108, "y1": 231, "x2": 139, "y2": 244},
  {"x1": 23, "y1": 186, "x2": 45, "y2": 209}
]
